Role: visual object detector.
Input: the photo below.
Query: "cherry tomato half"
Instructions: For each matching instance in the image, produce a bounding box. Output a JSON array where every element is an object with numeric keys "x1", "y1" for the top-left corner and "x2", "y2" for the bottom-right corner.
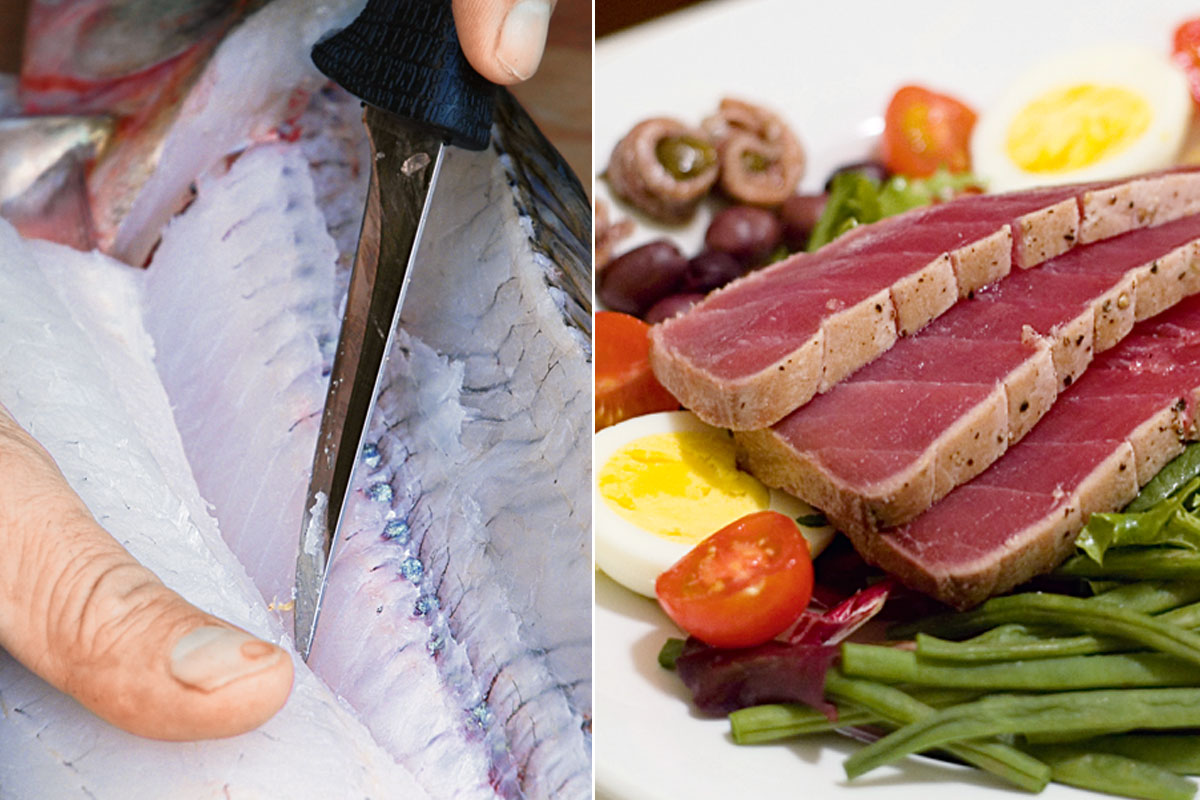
[
  {"x1": 595, "y1": 310, "x2": 678, "y2": 431},
  {"x1": 655, "y1": 510, "x2": 814, "y2": 649},
  {"x1": 880, "y1": 85, "x2": 977, "y2": 178},
  {"x1": 1173, "y1": 17, "x2": 1200, "y2": 105}
]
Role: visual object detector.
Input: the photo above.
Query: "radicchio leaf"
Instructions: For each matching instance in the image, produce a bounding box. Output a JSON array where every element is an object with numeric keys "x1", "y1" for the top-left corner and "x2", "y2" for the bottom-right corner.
[
  {"x1": 674, "y1": 637, "x2": 839, "y2": 718},
  {"x1": 786, "y1": 579, "x2": 893, "y2": 646}
]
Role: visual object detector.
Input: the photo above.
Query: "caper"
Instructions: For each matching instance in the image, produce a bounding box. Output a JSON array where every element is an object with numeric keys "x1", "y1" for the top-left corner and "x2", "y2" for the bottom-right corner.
[{"x1": 655, "y1": 136, "x2": 717, "y2": 180}]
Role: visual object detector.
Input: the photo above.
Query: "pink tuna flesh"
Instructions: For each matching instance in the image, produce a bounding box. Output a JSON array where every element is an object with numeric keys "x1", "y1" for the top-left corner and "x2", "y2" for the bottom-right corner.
[{"x1": 851, "y1": 298, "x2": 1200, "y2": 608}]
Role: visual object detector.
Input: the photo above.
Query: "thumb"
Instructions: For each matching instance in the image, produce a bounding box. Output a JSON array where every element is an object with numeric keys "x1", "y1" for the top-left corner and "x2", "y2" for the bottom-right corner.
[
  {"x1": 453, "y1": 0, "x2": 556, "y2": 85},
  {"x1": 0, "y1": 412, "x2": 293, "y2": 741}
]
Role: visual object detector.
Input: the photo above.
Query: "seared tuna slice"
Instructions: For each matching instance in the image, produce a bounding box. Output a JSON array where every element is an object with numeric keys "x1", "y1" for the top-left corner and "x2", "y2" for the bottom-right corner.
[
  {"x1": 737, "y1": 214, "x2": 1200, "y2": 533},
  {"x1": 844, "y1": 296, "x2": 1200, "y2": 608},
  {"x1": 650, "y1": 168, "x2": 1200, "y2": 430}
]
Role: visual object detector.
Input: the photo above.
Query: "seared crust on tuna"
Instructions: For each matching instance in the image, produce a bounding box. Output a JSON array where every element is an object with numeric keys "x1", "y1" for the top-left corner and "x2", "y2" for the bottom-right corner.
[
  {"x1": 840, "y1": 293, "x2": 1200, "y2": 608},
  {"x1": 736, "y1": 215, "x2": 1200, "y2": 536},
  {"x1": 651, "y1": 168, "x2": 1200, "y2": 431}
]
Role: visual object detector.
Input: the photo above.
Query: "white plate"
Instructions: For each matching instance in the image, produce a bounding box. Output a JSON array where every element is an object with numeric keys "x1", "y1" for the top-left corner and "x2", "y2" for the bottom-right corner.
[{"x1": 594, "y1": 2, "x2": 1200, "y2": 797}]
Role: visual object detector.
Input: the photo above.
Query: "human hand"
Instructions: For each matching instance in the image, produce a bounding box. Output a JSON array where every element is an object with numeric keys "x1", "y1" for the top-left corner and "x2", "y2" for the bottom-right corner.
[
  {"x1": 453, "y1": 0, "x2": 556, "y2": 84},
  {"x1": 0, "y1": 407, "x2": 293, "y2": 741}
]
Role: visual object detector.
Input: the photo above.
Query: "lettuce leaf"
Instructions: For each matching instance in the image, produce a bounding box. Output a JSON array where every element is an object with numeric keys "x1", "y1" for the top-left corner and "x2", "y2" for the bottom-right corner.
[
  {"x1": 1076, "y1": 476, "x2": 1200, "y2": 564},
  {"x1": 806, "y1": 168, "x2": 981, "y2": 252}
]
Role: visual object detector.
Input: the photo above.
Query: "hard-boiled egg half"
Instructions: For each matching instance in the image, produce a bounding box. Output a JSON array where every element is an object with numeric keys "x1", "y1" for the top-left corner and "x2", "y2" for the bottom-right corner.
[
  {"x1": 595, "y1": 410, "x2": 836, "y2": 597},
  {"x1": 971, "y1": 44, "x2": 1191, "y2": 192}
]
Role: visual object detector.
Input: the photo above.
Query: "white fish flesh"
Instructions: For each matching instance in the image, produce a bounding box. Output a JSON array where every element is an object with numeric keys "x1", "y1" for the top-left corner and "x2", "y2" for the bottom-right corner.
[
  {"x1": 142, "y1": 142, "x2": 340, "y2": 610},
  {"x1": 4, "y1": 0, "x2": 593, "y2": 794},
  {"x1": 311, "y1": 88, "x2": 592, "y2": 799},
  {"x1": 139, "y1": 84, "x2": 592, "y2": 798},
  {"x1": 0, "y1": 221, "x2": 427, "y2": 798}
]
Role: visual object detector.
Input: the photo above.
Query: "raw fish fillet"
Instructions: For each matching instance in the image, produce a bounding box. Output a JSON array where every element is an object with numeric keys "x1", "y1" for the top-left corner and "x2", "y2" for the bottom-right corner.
[
  {"x1": 142, "y1": 143, "x2": 339, "y2": 611},
  {"x1": 10, "y1": 1, "x2": 593, "y2": 795},
  {"x1": 20, "y1": 0, "x2": 366, "y2": 261},
  {"x1": 141, "y1": 88, "x2": 592, "y2": 799},
  {"x1": 0, "y1": 220, "x2": 426, "y2": 798},
  {"x1": 309, "y1": 90, "x2": 593, "y2": 800}
]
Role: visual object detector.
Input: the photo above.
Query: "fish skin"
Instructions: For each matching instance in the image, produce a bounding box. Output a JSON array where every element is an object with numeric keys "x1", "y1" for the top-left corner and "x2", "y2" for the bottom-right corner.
[{"x1": 0, "y1": 220, "x2": 426, "y2": 799}]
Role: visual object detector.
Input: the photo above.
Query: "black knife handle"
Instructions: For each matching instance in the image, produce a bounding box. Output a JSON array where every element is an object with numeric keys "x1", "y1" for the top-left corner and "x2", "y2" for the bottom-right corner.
[{"x1": 311, "y1": 0, "x2": 495, "y2": 151}]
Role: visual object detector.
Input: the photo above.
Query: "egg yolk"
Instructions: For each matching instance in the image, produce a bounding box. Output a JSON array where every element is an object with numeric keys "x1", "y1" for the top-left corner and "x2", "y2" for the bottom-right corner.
[
  {"x1": 598, "y1": 431, "x2": 770, "y2": 541},
  {"x1": 1005, "y1": 84, "x2": 1150, "y2": 173}
]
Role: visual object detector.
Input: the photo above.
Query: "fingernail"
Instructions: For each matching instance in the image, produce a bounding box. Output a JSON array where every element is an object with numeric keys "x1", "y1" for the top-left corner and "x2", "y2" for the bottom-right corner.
[
  {"x1": 496, "y1": 0, "x2": 552, "y2": 81},
  {"x1": 170, "y1": 626, "x2": 284, "y2": 692}
]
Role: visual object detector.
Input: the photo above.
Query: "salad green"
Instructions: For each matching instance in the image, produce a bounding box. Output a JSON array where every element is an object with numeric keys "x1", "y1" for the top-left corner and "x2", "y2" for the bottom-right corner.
[
  {"x1": 805, "y1": 169, "x2": 981, "y2": 251},
  {"x1": 680, "y1": 437, "x2": 1200, "y2": 800}
]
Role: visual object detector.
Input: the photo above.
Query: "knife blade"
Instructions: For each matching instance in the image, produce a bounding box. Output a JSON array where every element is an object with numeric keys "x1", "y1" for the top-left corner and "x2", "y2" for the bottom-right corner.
[{"x1": 294, "y1": 0, "x2": 495, "y2": 660}]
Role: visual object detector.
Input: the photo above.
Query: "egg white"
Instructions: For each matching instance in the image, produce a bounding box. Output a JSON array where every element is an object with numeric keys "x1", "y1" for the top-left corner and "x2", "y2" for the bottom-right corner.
[
  {"x1": 971, "y1": 44, "x2": 1191, "y2": 193},
  {"x1": 594, "y1": 410, "x2": 836, "y2": 598}
]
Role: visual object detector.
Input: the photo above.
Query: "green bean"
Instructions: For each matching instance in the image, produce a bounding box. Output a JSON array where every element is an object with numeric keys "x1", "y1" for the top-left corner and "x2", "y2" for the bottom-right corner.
[
  {"x1": 1092, "y1": 581, "x2": 1200, "y2": 611},
  {"x1": 966, "y1": 622, "x2": 1043, "y2": 644},
  {"x1": 729, "y1": 687, "x2": 983, "y2": 743},
  {"x1": 916, "y1": 631, "x2": 1130, "y2": 661},
  {"x1": 1058, "y1": 550, "x2": 1200, "y2": 580},
  {"x1": 892, "y1": 581, "x2": 1200, "y2": 643},
  {"x1": 917, "y1": 596, "x2": 1200, "y2": 663},
  {"x1": 890, "y1": 604, "x2": 1027, "y2": 641},
  {"x1": 1128, "y1": 444, "x2": 1200, "y2": 512},
  {"x1": 730, "y1": 703, "x2": 878, "y2": 743},
  {"x1": 902, "y1": 593, "x2": 1200, "y2": 667},
  {"x1": 1158, "y1": 599, "x2": 1200, "y2": 630},
  {"x1": 657, "y1": 637, "x2": 685, "y2": 670},
  {"x1": 825, "y1": 674, "x2": 1050, "y2": 792},
  {"x1": 842, "y1": 644, "x2": 1199, "y2": 690},
  {"x1": 911, "y1": 583, "x2": 1200, "y2": 662},
  {"x1": 1042, "y1": 735, "x2": 1200, "y2": 775},
  {"x1": 1028, "y1": 746, "x2": 1196, "y2": 800},
  {"x1": 844, "y1": 688, "x2": 1200, "y2": 779}
]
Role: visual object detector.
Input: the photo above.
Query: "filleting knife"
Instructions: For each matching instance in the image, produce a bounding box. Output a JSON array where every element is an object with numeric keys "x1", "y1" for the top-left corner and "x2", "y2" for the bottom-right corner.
[{"x1": 293, "y1": 0, "x2": 496, "y2": 661}]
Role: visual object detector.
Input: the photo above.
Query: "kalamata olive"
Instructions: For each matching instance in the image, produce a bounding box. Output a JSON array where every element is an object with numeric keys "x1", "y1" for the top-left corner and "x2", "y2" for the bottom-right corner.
[
  {"x1": 685, "y1": 250, "x2": 744, "y2": 294},
  {"x1": 704, "y1": 205, "x2": 783, "y2": 265},
  {"x1": 644, "y1": 293, "x2": 706, "y2": 324},
  {"x1": 779, "y1": 193, "x2": 828, "y2": 250},
  {"x1": 598, "y1": 240, "x2": 688, "y2": 316},
  {"x1": 823, "y1": 159, "x2": 890, "y2": 192},
  {"x1": 655, "y1": 135, "x2": 718, "y2": 181}
]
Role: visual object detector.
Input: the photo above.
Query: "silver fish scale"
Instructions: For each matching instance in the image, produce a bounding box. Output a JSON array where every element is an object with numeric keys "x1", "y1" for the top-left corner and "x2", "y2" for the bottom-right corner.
[{"x1": 492, "y1": 89, "x2": 592, "y2": 349}]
